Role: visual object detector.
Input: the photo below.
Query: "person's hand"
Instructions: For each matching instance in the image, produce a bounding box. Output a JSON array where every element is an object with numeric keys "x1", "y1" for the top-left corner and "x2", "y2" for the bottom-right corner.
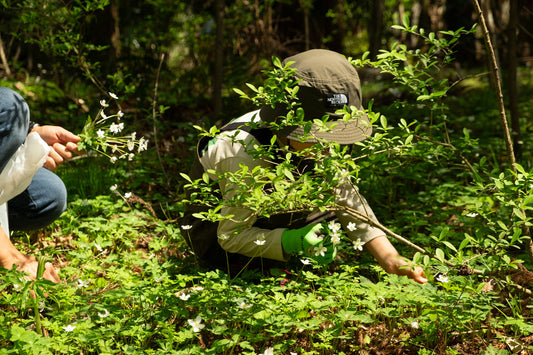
[
  {"x1": 13, "y1": 254, "x2": 61, "y2": 283},
  {"x1": 388, "y1": 258, "x2": 428, "y2": 284},
  {"x1": 365, "y1": 235, "x2": 428, "y2": 284},
  {"x1": 281, "y1": 223, "x2": 337, "y2": 264},
  {"x1": 32, "y1": 125, "x2": 80, "y2": 170}
]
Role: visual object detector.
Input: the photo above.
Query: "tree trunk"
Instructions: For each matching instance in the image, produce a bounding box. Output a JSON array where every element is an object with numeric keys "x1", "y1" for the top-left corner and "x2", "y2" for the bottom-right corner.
[
  {"x1": 368, "y1": 0, "x2": 384, "y2": 60},
  {"x1": 508, "y1": 0, "x2": 521, "y2": 159},
  {"x1": 213, "y1": 0, "x2": 224, "y2": 118}
]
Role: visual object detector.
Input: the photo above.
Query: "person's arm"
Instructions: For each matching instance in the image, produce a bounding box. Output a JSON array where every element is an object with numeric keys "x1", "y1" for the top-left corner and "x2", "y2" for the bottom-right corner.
[
  {"x1": 365, "y1": 235, "x2": 427, "y2": 284},
  {"x1": 334, "y1": 182, "x2": 427, "y2": 284},
  {"x1": 0, "y1": 225, "x2": 61, "y2": 282},
  {"x1": 31, "y1": 125, "x2": 80, "y2": 170},
  {"x1": 200, "y1": 131, "x2": 290, "y2": 261}
]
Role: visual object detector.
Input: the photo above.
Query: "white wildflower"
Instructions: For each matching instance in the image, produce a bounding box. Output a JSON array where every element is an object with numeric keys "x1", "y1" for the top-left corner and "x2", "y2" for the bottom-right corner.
[
  {"x1": 108, "y1": 92, "x2": 119, "y2": 100},
  {"x1": 181, "y1": 225, "x2": 192, "y2": 230},
  {"x1": 466, "y1": 212, "x2": 478, "y2": 218},
  {"x1": 300, "y1": 259, "x2": 311, "y2": 265},
  {"x1": 63, "y1": 324, "x2": 76, "y2": 332},
  {"x1": 331, "y1": 234, "x2": 341, "y2": 245},
  {"x1": 98, "y1": 309, "x2": 110, "y2": 318},
  {"x1": 138, "y1": 137, "x2": 148, "y2": 152},
  {"x1": 347, "y1": 222, "x2": 357, "y2": 232},
  {"x1": 128, "y1": 153, "x2": 134, "y2": 161},
  {"x1": 97, "y1": 129, "x2": 105, "y2": 138},
  {"x1": 314, "y1": 244, "x2": 327, "y2": 257},
  {"x1": 13, "y1": 283, "x2": 23, "y2": 292},
  {"x1": 110, "y1": 156, "x2": 118, "y2": 163},
  {"x1": 100, "y1": 99, "x2": 108, "y2": 107},
  {"x1": 124, "y1": 192, "x2": 132, "y2": 199},
  {"x1": 110, "y1": 184, "x2": 118, "y2": 192},
  {"x1": 435, "y1": 274, "x2": 449, "y2": 283},
  {"x1": 77, "y1": 279, "x2": 90, "y2": 288},
  {"x1": 262, "y1": 347, "x2": 274, "y2": 355},
  {"x1": 187, "y1": 315, "x2": 205, "y2": 332},
  {"x1": 118, "y1": 110, "x2": 124, "y2": 118},
  {"x1": 254, "y1": 239, "x2": 266, "y2": 246},
  {"x1": 328, "y1": 221, "x2": 341, "y2": 233},
  {"x1": 127, "y1": 140, "x2": 135, "y2": 151},
  {"x1": 411, "y1": 321, "x2": 419, "y2": 329},
  {"x1": 353, "y1": 239, "x2": 364, "y2": 251},
  {"x1": 179, "y1": 293, "x2": 190, "y2": 301},
  {"x1": 109, "y1": 123, "x2": 120, "y2": 134},
  {"x1": 238, "y1": 301, "x2": 251, "y2": 309}
]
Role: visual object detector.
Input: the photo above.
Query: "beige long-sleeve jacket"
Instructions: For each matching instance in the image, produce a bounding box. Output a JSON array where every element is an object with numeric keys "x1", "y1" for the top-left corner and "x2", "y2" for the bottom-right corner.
[{"x1": 199, "y1": 110, "x2": 385, "y2": 261}]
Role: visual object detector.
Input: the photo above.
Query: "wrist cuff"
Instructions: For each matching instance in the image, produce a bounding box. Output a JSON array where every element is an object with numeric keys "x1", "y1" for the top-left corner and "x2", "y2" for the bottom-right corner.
[{"x1": 27, "y1": 121, "x2": 39, "y2": 134}]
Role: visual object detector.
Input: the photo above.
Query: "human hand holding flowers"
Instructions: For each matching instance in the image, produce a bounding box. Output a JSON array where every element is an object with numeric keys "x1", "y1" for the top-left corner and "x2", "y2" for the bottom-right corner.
[
  {"x1": 31, "y1": 125, "x2": 81, "y2": 170},
  {"x1": 77, "y1": 93, "x2": 148, "y2": 163}
]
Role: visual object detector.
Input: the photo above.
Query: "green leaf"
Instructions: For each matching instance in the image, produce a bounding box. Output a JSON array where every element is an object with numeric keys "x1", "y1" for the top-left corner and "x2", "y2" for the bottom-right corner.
[
  {"x1": 272, "y1": 56, "x2": 282, "y2": 68},
  {"x1": 513, "y1": 208, "x2": 526, "y2": 221},
  {"x1": 435, "y1": 248, "x2": 445, "y2": 262},
  {"x1": 380, "y1": 115, "x2": 388, "y2": 129},
  {"x1": 180, "y1": 173, "x2": 193, "y2": 183}
]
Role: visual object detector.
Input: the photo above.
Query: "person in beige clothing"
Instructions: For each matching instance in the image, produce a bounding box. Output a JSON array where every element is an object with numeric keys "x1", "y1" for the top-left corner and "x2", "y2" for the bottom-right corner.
[{"x1": 186, "y1": 49, "x2": 427, "y2": 284}]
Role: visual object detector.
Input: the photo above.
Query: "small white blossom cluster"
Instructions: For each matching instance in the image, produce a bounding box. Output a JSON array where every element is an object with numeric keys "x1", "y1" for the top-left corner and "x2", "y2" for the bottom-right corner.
[
  {"x1": 109, "y1": 184, "x2": 133, "y2": 202},
  {"x1": 325, "y1": 220, "x2": 364, "y2": 252},
  {"x1": 79, "y1": 92, "x2": 149, "y2": 164}
]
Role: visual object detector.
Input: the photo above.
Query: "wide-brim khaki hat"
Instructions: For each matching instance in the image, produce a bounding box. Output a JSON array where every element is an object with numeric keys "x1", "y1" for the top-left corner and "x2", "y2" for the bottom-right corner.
[{"x1": 260, "y1": 49, "x2": 372, "y2": 144}]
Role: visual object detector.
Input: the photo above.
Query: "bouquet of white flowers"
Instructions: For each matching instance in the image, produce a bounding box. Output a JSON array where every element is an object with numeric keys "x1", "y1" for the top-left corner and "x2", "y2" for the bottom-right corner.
[{"x1": 77, "y1": 93, "x2": 148, "y2": 163}]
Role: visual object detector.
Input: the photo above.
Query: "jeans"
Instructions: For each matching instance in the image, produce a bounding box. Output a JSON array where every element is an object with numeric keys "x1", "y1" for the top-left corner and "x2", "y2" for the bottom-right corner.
[{"x1": 0, "y1": 87, "x2": 67, "y2": 231}]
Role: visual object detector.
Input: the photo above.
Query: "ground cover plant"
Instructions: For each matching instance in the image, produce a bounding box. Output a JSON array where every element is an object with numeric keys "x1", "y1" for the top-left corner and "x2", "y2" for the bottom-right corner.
[{"x1": 1, "y1": 7, "x2": 533, "y2": 355}]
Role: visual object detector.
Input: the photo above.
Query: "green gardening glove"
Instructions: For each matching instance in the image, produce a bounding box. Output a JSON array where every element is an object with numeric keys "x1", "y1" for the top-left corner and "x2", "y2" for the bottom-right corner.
[{"x1": 281, "y1": 223, "x2": 337, "y2": 264}]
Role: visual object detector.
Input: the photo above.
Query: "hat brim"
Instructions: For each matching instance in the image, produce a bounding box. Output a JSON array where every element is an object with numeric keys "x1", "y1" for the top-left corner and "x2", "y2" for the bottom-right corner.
[{"x1": 260, "y1": 105, "x2": 372, "y2": 145}]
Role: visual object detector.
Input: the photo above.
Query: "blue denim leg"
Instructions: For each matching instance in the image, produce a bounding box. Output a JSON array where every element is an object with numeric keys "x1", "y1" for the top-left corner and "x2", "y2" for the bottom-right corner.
[
  {"x1": 0, "y1": 87, "x2": 30, "y2": 173},
  {"x1": 7, "y1": 167, "x2": 67, "y2": 231}
]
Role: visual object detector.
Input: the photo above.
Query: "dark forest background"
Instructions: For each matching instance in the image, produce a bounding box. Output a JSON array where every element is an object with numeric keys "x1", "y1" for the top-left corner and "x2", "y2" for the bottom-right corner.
[{"x1": 1, "y1": 0, "x2": 532, "y2": 204}]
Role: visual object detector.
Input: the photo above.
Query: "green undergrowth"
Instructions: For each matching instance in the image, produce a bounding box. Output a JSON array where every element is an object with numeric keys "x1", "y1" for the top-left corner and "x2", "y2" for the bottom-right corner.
[{"x1": 1, "y1": 195, "x2": 531, "y2": 354}]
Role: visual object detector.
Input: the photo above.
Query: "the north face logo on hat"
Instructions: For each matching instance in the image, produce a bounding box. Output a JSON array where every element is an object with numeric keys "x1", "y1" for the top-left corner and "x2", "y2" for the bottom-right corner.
[{"x1": 325, "y1": 93, "x2": 348, "y2": 109}]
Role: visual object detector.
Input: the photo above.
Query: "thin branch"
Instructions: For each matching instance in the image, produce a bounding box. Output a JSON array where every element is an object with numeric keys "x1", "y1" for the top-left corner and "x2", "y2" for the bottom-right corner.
[
  {"x1": 472, "y1": 0, "x2": 516, "y2": 173},
  {"x1": 151, "y1": 53, "x2": 171, "y2": 192},
  {"x1": 414, "y1": 135, "x2": 477, "y2": 175}
]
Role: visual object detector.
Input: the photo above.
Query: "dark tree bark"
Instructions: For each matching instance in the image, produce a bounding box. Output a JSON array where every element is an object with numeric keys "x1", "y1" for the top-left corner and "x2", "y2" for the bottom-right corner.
[
  {"x1": 508, "y1": 0, "x2": 522, "y2": 159},
  {"x1": 213, "y1": 0, "x2": 224, "y2": 117},
  {"x1": 368, "y1": 0, "x2": 384, "y2": 60}
]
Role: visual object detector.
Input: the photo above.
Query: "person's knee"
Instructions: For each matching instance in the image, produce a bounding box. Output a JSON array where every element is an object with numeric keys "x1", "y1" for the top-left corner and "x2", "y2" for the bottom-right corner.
[
  {"x1": 7, "y1": 169, "x2": 68, "y2": 231},
  {"x1": 45, "y1": 175, "x2": 68, "y2": 220}
]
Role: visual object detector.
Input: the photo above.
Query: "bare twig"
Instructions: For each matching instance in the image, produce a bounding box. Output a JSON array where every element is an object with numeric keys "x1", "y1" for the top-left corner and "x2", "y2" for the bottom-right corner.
[
  {"x1": 151, "y1": 53, "x2": 171, "y2": 191},
  {"x1": 472, "y1": 0, "x2": 516, "y2": 173}
]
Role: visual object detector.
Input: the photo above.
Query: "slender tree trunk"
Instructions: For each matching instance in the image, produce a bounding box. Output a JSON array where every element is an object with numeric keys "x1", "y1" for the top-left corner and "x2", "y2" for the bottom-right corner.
[
  {"x1": 368, "y1": 0, "x2": 384, "y2": 60},
  {"x1": 110, "y1": 1, "x2": 121, "y2": 58},
  {"x1": 473, "y1": 0, "x2": 516, "y2": 172},
  {"x1": 474, "y1": 0, "x2": 533, "y2": 266},
  {"x1": 300, "y1": 0, "x2": 310, "y2": 51},
  {"x1": 0, "y1": 33, "x2": 11, "y2": 77},
  {"x1": 508, "y1": 0, "x2": 521, "y2": 160},
  {"x1": 213, "y1": 0, "x2": 224, "y2": 117}
]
